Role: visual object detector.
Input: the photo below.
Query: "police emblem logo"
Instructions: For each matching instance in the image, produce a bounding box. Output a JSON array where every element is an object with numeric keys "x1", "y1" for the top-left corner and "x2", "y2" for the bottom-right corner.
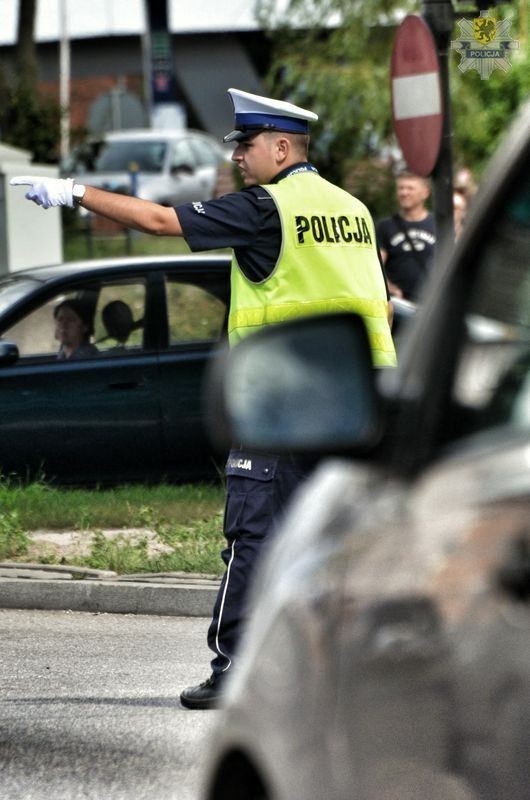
[
  {"x1": 473, "y1": 16, "x2": 496, "y2": 44},
  {"x1": 450, "y1": 10, "x2": 519, "y2": 79}
]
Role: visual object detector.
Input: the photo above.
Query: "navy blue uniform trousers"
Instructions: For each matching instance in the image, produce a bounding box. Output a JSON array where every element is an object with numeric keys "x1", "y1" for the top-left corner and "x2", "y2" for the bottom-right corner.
[{"x1": 207, "y1": 449, "x2": 310, "y2": 680}]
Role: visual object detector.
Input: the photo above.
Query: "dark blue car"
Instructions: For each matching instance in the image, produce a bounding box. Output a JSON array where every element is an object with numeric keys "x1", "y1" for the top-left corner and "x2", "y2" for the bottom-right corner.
[
  {"x1": 0, "y1": 255, "x2": 230, "y2": 485},
  {"x1": 0, "y1": 253, "x2": 414, "y2": 486}
]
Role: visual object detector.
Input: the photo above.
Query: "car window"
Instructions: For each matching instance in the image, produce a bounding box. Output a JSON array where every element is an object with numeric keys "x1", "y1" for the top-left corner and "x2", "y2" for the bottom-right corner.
[
  {"x1": 451, "y1": 156, "x2": 530, "y2": 436},
  {"x1": 3, "y1": 288, "x2": 99, "y2": 360},
  {"x1": 170, "y1": 140, "x2": 197, "y2": 171},
  {"x1": 165, "y1": 278, "x2": 226, "y2": 345},
  {"x1": 95, "y1": 140, "x2": 166, "y2": 173},
  {"x1": 2, "y1": 279, "x2": 147, "y2": 360},
  {"x1": 94, "y1": 280, "x2": 146, "y2": 353}
]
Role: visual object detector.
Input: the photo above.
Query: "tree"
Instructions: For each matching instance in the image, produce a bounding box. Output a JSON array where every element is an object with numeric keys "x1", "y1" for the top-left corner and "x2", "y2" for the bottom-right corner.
[
  {"x1": 450, "y1": 3, "x2": 530, "y2": 172},
  {"x1": 16, "y1": 0, "x2": 39, "y2": 91},
  {"x1": 257, "y1": 0, "x2": 415, "y2": 190},
  {"x1": 0, "y1": 0, "x2": 61, "y2": 163},
  {"x1": 257, "y1": 0, "x2": 529, "y2": 210}
]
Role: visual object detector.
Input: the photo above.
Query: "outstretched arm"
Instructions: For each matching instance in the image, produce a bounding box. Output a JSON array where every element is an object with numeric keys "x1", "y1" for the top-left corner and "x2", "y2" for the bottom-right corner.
[
  {"x1": 10, "y1": 176, "x2": 183, "y2": 237},
  {"x1": 80, "y1": 185, "x2": 183, "y2": 236}
]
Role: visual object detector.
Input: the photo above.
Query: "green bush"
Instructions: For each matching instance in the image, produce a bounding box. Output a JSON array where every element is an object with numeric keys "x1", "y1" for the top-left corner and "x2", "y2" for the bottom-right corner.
[
  {"x1": 0, "y1": 83, "x2": 61, "y2": 164},
  {"x1": 343, "y1": 158, "x2": 397, "y2": 221},
  {"x1": 0, "y1": 510, "x2": 29, "y2": 560}
]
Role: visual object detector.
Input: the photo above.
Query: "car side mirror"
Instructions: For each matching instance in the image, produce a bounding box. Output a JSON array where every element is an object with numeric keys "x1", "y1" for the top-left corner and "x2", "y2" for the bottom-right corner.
[
  {"x1": 205, "y1": 313, "x2": 382, "y2": 455},
  {"x1": 0, "y1": 341, "x2": 20, "y2": 366}
]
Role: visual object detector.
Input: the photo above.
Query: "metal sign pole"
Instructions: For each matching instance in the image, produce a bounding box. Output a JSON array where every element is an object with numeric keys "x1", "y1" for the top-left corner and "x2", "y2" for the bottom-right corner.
[
  {"x1": 59, "y1": 0, "x2": 71, "y2": 161},
  {"x1": 421, "y1": 0, "x2": 456, "y2": 253}
]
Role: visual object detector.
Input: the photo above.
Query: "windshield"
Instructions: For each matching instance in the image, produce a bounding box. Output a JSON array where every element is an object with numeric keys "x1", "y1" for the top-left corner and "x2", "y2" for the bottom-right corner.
[
  {"x1": 0, "y1": 278, "x2": 41, "y2": 315},
  {"x1": 94, "y1": 140, "x2": 167, "y2": 173}
]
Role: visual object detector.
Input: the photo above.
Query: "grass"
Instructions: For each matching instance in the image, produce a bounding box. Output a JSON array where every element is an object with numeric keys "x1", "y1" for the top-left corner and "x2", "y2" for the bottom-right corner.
[
  {"x1": 64, "y1": 227, "x2": 193, "y2": 262},
  {"x1": 63, "y1": 221, "x2": 231, "y2": 262},
  {"x1": 0, "y1": 228, "x2": 230, "y2": 574},
  {"x1": 0, "y1": 478, "x2": 226, "y2": 576}
]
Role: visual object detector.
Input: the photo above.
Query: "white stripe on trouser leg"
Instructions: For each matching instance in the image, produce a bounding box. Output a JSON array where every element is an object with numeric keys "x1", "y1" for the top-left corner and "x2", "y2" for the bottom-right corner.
[{"x1": 215, "y1": 539, "x2": 236, "y2": 673}]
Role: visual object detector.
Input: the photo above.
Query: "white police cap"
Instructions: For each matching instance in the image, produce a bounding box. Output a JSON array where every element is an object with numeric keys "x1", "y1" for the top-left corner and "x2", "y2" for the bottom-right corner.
[{"x1": 224, "y1": 88, "x2": 318, "y2": 143}]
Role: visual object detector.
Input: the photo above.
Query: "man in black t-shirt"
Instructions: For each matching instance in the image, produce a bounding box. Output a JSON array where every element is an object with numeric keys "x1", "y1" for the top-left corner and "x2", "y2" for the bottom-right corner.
[{"x1": 376, "y1": 171, "x2": 436, "y2": 301}]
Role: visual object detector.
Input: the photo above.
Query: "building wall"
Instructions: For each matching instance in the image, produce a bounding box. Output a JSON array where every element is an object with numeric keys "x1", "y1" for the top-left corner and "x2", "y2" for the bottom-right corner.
[{"x1": 1, "y1": 31, "x2": 271, "y2": 139}]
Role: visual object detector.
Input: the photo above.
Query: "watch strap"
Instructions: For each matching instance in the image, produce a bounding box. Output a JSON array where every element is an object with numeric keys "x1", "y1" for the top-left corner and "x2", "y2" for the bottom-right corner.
[{"x1": 72, "y1": 183, "x2": 86, "y2": 206}]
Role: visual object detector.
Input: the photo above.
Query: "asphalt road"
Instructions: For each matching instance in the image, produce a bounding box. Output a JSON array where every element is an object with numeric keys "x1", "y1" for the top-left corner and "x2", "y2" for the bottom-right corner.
[{"x1": 0, "y1": 609, "x2": 218, "y2": 800}]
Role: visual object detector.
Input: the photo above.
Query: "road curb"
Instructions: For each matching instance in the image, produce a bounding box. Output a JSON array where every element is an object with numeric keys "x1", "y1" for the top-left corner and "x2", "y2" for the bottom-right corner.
[{"x1": 0, "y1": 571, "x2": 220, "y2": 617}]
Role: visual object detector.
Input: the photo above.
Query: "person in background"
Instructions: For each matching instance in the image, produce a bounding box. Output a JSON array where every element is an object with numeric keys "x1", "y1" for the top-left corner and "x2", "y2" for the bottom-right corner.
[
  {"x1": 11, "y1": 87, "x2": 396, "y2": 710},
  {"x1": 454, "y1": 166, "x2": 477, "y2": 205},
  {"x1": 376, "y1": 170, "x2": 436, "y2": 301},
  {"x1": 54, "y1": 299, "x2": 98, "y2": 360},
  {"x1": 453, "y1": 189, "x2": 468, "y2": 240}
]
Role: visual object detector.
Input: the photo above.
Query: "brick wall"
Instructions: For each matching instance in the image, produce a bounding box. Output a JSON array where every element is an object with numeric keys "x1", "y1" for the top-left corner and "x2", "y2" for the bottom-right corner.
[{"x1": 39, "y1": 75, "x2": 143, "y2": 134}]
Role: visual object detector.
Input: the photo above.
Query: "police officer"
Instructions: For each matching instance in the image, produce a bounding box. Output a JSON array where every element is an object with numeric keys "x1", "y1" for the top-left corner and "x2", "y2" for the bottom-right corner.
[{"x1": 11, "y1": 88, "x2": 396, "y2": 709}]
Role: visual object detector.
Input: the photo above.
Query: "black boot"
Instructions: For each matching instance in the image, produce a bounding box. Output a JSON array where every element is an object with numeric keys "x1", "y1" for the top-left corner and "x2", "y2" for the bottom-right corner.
[{"x1": 180, "y1": 675, "x2": 223, "y2": 710}]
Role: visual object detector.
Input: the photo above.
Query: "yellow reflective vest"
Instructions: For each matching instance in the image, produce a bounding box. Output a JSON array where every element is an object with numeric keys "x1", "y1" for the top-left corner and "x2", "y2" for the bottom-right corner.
[{"x1": 228, "y1": 169, "x2": 397, "y2": 367}]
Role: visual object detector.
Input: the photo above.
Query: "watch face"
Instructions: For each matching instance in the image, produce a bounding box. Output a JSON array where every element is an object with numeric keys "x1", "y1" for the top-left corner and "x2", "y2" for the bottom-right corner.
[{"x1": 73, "y1": 184, "x2": 85, "y2": 201}]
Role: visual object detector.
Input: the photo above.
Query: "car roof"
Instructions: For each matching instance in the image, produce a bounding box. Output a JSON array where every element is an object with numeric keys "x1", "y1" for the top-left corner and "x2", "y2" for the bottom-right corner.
[
  {"x1": 1, "y1": 255, "x2": 231, "y2": 285},
  {"x1": 102, "y1": 129, "x2": 218, "y2": 142}
]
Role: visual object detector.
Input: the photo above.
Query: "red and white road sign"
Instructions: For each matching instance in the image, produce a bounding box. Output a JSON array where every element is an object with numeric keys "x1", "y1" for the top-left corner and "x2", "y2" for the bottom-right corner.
[{"x1": 391, "y1": 15, "x2": 443, "y2": 177}]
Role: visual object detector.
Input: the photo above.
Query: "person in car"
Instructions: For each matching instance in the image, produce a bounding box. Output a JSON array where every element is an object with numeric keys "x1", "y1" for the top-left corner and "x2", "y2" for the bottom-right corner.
[
  {"x1": 54, "y1": 299, "x2": 98, "y2": 360},
  {"x1": 101, "y1": 299, "x2": 137, "y2": 348},
  {"x1": 11, "y1": 87, "x2": 396, "y2": 710}
]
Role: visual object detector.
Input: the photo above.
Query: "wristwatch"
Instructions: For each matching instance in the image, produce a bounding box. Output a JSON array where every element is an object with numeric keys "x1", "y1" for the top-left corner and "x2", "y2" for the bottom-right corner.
[{"x1": 72, "y1": 183, "x2": 86, "y2": 206}]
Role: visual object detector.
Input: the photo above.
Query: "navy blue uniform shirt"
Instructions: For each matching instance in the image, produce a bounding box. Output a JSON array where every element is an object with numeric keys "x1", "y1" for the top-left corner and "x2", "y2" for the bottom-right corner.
[{"x1": 175, "y1": 163, "x2": 318, "y2": 282}]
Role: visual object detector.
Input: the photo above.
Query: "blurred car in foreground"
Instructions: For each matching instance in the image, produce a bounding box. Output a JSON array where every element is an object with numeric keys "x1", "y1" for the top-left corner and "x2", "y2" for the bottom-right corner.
[
  {"x1": 201, "y1": 101, "x2": 530, "y2": 799},
  {"x1": 0, "y1": 255, "x2": 230, "y2": 485},
  {"x1": 61, "y1": 128, "x2": 229, "y2": 206}
]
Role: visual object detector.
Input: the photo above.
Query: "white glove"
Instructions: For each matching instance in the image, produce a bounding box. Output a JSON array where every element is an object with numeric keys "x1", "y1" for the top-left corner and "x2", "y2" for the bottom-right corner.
[{"x1": 10, "y1": 176, "x2": 75, "y2": 209}]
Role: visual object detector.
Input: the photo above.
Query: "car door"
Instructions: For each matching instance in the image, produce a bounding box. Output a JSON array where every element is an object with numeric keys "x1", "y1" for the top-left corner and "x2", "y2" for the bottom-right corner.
[
  {"x1": 0, "y1": 272, "x2": 163, "y2": 484},
  {"x1": 157, "y1": 264, "x2": 229, "y2": 480},
  {"x1": 189, "y1": 133, "x2": 226, "y2": 199},
  {"x1": 163, "y1": 138, "x2": 206, "y2": 206}
]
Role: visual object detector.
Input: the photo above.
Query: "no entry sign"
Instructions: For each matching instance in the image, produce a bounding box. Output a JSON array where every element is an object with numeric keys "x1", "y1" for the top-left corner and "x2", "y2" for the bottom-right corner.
[{"x1": 391, "y1": 15, "x2": 443, "y2": 177}]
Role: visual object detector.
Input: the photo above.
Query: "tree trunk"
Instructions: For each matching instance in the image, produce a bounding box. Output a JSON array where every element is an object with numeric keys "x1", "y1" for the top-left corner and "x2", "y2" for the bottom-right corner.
[{"x1": 16, "y1": 0, "x2": 38, "y2": 89}]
